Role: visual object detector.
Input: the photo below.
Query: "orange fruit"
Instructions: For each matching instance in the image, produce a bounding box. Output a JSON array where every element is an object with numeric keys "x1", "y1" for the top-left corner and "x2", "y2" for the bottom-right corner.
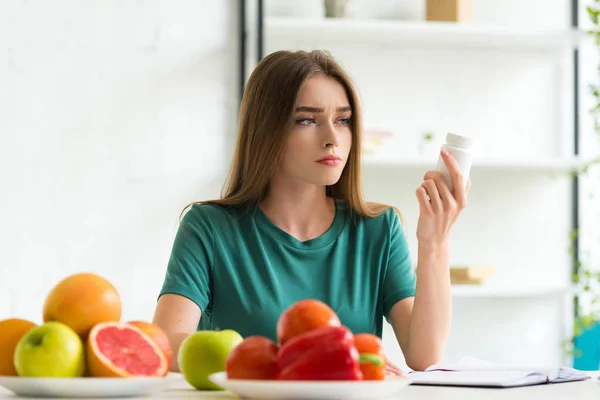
[
  {"x1": 86, "y1": 322, "x2": 168, "y2": 377},
  {"x1": 127, "y1": 321, "x2": 172, "y2": 373},
  {"x1": 0, "y1": 318, "x2": 37, "y2": 376},
  {"x1": 276, "y1": 299, "x2": 341, "y2": 345},
  {"x1": 43, "y1": 273, "x2": 121, "y2": 338}
]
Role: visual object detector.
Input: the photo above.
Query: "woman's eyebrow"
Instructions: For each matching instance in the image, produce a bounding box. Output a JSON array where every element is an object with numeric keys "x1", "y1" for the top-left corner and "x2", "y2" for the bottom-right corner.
[{"x1": 295, "y1": 106, "x2": 352, "y2": 113}]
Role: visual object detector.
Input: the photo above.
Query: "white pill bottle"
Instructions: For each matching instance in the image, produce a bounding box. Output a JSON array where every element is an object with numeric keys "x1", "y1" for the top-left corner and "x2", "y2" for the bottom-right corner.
[{"x1": 435, "y1": 133, "x2": 473, "y2": 192}]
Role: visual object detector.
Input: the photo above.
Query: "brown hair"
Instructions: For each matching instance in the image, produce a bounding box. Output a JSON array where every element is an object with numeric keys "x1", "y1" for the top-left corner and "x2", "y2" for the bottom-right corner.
[{"x1": 183, "y1": 50, "x2": 400, "y2": 222}]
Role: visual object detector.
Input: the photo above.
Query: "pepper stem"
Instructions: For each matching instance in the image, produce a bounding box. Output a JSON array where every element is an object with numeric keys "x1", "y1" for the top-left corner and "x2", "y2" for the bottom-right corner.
[{"x1": 359, "y1": 353, "x2": 384, "y2": 367}]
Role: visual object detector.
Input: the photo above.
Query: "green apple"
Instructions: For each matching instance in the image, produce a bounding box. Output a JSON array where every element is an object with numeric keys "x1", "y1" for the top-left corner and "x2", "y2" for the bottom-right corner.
[
  {"x1": 14, "y1": 321, "x2": 85, "y2": 378},
  {"x1": 178, "y1": 329, "x2": 243, "y2": 390}
]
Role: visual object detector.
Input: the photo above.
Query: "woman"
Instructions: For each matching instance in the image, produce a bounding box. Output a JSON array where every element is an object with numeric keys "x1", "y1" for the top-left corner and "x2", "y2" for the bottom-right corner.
[{"x1": 152, "y1": 50, "x2": 470, "y2": 373}]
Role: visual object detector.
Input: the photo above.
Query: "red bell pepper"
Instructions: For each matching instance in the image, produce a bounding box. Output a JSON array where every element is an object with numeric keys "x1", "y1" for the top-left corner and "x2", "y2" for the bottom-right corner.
[{"x1": 276, "y1": 325, "x2": 362, "y2": 381}]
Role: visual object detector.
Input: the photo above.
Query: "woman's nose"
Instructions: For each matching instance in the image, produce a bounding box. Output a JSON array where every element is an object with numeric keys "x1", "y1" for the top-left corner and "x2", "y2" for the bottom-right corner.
[{"x1": 322, "y1": 122, "x2": 340, "y2": 148}]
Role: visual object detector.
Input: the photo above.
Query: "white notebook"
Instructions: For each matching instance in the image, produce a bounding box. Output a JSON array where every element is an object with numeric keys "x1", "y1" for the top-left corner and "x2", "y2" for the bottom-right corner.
[{"x1": 410, "y1": 356, "x2": 591, "y2": 388}]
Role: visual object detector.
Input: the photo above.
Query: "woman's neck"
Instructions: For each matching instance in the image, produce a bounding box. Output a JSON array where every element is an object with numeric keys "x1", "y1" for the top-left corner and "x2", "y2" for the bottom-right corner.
[{"x1": 259, "y1": 180, "x2": 335, "y2": 242}]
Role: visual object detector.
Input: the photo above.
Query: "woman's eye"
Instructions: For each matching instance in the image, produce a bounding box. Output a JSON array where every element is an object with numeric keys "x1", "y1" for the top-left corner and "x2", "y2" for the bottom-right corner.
[
  {"x1": 338, "y1": 118, "x2": 351, "y2": 125},
  {"x1": 296, "y1": 118, "x2": 316, "y2": 125}
]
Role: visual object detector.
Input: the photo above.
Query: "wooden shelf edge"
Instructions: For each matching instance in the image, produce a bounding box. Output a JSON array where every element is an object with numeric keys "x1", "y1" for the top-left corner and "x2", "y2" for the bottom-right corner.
[
  {"x1": 265, "y1": 17, "x2": 577, "y2": 50},
  {"x1": 362, "y1": 156, "x2": 589, "y2": 173},
  {"x1": 451, "y1": 285, "x2": 570, "y2": 298}
]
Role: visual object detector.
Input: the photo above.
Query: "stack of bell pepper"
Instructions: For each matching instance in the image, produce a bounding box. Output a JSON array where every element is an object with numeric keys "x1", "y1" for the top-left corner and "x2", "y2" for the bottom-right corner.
[
  {"x1": 276, "y1": 326, "x2": 362, "y2": 380},
  {"x1": 275, "y1": 326, "x2": 386, "y2": 381}
]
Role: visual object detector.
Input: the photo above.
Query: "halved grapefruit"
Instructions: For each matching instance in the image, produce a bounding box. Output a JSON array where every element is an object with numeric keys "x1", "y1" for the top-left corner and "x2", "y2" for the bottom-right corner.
[
  {"x1": 126, "y1": 321, "x2": 172, "y2": 372},
  {"x1": 86, "y1": 322, "x2": 168, "y2": 378}
]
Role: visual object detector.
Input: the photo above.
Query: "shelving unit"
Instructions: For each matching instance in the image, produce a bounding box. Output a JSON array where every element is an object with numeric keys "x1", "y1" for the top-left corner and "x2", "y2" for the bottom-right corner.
[
  {"x1": 451, "y1": 285, "x2": 570, "y2": 299},
  {"x1": 362, "y1": 154, "x2": 587, "y2": 173},
  {"x1": 266, "y1": 16, "x2": 581, "y2": 51}
]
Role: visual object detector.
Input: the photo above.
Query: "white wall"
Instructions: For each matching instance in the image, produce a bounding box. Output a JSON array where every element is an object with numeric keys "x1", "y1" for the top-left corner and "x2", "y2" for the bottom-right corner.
[{"x1": 0, "y1": 0, "x2": 239, "y2": 323}]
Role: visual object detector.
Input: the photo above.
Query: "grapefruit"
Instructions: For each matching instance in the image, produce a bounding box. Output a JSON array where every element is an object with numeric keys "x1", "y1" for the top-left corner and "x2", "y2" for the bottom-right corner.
[
  {"x1": 86, "y1": 322, "x2": 168, "y2": 378},
  {"x1": 127, "y1": 321, "x2": 172, "y2": 373},
  {"x1": 276, "y1": 299, "x2": 341, "y2": 345},
  {"x1": 43, "y1": 273, "x2": 121, "y2": 338},
  {"x1": 0, "y1": 318, "x2": 37, "y2": 376}
]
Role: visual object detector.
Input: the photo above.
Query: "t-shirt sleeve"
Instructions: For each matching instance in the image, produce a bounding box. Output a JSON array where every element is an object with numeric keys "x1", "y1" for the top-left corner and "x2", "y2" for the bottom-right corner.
[
  {"x1": 382, "y1": 209, "x2": 417, "y2": 323},
  {"x1": 158, "y1": 205, "x2": 214, "y2": 312}
]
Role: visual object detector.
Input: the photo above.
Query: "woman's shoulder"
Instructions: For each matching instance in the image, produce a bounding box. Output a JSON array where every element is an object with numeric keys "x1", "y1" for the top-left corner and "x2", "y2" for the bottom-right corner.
[
  {"x1": 179, "y1": 201, "x2": 253, "y2": 229},
  {"x1": 341, "y1": 199, "x2": 402, "y2": 233}
]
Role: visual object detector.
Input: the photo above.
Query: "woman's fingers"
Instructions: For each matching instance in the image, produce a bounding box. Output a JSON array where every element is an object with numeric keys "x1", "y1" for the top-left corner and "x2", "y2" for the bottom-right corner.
[
  {"x1": 422, "y1": 179, "x2": 442, "y2": 211},
  {"x1": 441, "y1": 151, "x2": 468, "y2": 208},
  {"x1": 384, "y1": 360, "x2": 405, "y2": 376},
  {"x1": 423, "y1": 171, "x2": 453, "y2": 205},
  {"x1": 416, "y1": 186, "x2": 432, "y2": 215}
]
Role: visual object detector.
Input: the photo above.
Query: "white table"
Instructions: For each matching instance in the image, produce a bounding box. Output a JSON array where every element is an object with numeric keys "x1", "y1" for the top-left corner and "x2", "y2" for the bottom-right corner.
[{"x1": 0, "y1": 373, "x2": 597, "y2": 399}]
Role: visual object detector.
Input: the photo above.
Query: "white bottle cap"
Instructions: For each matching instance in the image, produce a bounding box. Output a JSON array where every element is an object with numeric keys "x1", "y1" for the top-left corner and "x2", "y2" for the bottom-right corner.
[{"x1": 446, "y1": 133, "x2": 473, "y2": 148}]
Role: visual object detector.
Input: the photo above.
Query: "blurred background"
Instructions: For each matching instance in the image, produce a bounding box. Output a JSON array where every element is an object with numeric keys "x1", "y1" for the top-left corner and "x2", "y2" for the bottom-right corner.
[{"x1": 1, "y1": 0, "x2": 599, "y2": 371}]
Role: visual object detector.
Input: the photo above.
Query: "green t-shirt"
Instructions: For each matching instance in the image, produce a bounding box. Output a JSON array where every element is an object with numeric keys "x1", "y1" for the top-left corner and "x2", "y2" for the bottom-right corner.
[{"x1": 158, "y1": 198, "x2": 416, "y2": 341}]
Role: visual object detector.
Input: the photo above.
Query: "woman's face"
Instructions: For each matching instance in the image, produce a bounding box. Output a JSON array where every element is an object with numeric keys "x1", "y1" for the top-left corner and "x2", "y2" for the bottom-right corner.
[{"x1": 277, "y1": 74, "x2": 353, "y2": 187}]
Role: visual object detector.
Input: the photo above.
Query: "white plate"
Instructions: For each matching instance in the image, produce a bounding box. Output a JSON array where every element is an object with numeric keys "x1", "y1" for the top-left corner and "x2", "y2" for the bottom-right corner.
[
  {"x1": 0, "y1": 373, "x2": 183, "y2": 398},
  {"x1": 209, "y1": 372, "x2": 414, "y2": 400}
]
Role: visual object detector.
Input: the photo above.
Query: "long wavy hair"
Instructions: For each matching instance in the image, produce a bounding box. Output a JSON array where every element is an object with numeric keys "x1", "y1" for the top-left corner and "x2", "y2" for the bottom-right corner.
[{"x1": 183, "y1": 50, "x2": 399, "y2": 221}]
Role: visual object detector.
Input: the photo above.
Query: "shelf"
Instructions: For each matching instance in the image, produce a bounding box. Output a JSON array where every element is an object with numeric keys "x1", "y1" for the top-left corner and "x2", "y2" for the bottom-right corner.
[
  {"x1": 362, "y1": 155, "x2": 587, "y2": 173},
  {"x1": 451, "y1": 285, "x2": 570, "y2": 298},
  {"x1": 266, "y1": 17, "x2": 579, "y2": 51}
]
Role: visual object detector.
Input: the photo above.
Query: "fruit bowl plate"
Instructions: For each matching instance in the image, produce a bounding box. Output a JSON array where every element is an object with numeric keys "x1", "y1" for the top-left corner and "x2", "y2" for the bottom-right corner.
[
  {"x1": 0, "y1": 373, "x2": 183, "y2": 398},
  {"x1": 209, "y1": 372, "x2": 414, "y2": 400}
]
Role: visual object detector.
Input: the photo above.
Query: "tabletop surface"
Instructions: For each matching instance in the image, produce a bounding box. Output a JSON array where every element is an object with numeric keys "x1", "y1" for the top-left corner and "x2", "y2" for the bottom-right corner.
[{"x1": 0, "y1": 372, "x2": 597, "y2": 399}]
